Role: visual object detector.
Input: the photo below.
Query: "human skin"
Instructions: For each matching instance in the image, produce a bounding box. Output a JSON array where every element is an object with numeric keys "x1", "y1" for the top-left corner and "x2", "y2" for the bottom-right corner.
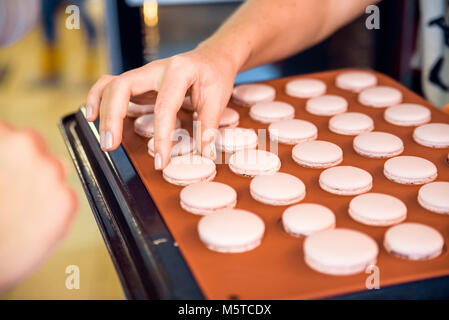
[
  {"x1": 86, "y1": 0, "x2": 379, "y2": 169},
  {"x1": 0, "y1": 122, "x2": 78, "y2": 293}
]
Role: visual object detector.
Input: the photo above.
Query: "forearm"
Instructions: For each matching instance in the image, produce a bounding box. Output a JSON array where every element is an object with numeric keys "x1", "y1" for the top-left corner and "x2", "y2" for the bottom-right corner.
[{"x1": 200, "y1": 0, "x2": 379, "y2": 72}]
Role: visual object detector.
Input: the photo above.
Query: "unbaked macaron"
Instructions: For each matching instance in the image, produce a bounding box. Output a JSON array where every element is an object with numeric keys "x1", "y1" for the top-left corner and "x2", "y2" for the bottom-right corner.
[
  {"x1": 127, "y1": 101, "x2": 155, "y2": 118},
  {"x1": 349, "y1": 193, "x2": 407, "y2": 226},
  {"x1": 249, "y1": 101, "x2": 295, "y2": 123},
  {"x1": 384, "y1": 103, "x2": 431, "y2": 127},
  {"x1": 134, "y1": 114, "x2": 181, "y2": 138},
  {"x1": 162, "y1": 154, "x2": 216, "y2": 186},
  {"x1": 232, "y1": 83, "x2": 276, "y2": 107},
  {"x1": 148, "y1": 133, "x2": 193, "y2": 158},
  {"x1": 319, "y1": 166, "x2": 373, "y2": 196},
  {"x1": 384, "y1": 223, "x2": 444, "y2": 260},
  {"x1": 353, "y1": 131, "x2": 404, "y2": 159},
  {"x1": 269, "y1": 119, "x2": 318, "y2": 145},
  {"x1": 285, "y1": 78, "x2": 326, "y2": 98},
  {"x1": 215, "y1": 127, "x2": 258, "y2": 153},
  {"x1": 219, "y1": 108, "x2": 240, "y2": 128},
  {"x1": 329, "y1": 112, "x2": 374, "y2": 136},
  {"x1": 358, "y1": 86, "x2": 403, "y2": 108},
  {"x1": 304, "y1": 229, "x2": 378, "y2": 276},
  {"x1": 305, "y1": 95, "x2": 348, "y2": 116},
  {"x1": 198, "y1": 209, "x2": 265, "y2": 253},
  {"x1": 413, "y1": 123, "x2": 449, "y2": 148},
  {"x1": 384, "y1": 156, "x2": 437, "y2": 185},
  {"x1": 250, "y1": 172, "x2": 306, "y2": 206},
  {"x1": 180, "y1": 181, "x2": 237, "y2": 215},
  {"x1": 418, "y1": 181, "x2": 449, "y2": 214},
  {"x1": 292, "y1": 140, "x2": 343, "y2": 169},
  {"x1": 282, "y1": 203, "x2": 335, "y2": 237},
  {"x1": 335, "y1": 71, "x2": 377, "y2": 92},
  {"x1": 228, "y1": 149, "x2": 281, "y2": 177}
]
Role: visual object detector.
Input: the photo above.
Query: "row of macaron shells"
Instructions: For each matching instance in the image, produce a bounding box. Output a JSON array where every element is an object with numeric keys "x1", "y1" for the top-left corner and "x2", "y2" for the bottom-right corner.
[
  {"x1": 224, "y1": 72, "x2": 448, "y2": 215},
  {"x1": 128, "y1": 71, "x2": 448, "y2": 276},
  {"x1": 222, "y1": 72, "x2": 447, "y2": 275}
]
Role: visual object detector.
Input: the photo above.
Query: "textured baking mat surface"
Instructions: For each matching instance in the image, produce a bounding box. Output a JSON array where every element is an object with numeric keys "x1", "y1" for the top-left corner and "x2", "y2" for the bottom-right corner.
[{"x1": 121, "y1": 69, "x2": 449, "y2": 299}]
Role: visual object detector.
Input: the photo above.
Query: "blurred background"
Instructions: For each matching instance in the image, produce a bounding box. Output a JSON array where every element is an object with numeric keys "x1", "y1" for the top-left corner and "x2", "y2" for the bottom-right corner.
[{"x1": 0, "y1": 0, "x2": 428, "y2": 299}]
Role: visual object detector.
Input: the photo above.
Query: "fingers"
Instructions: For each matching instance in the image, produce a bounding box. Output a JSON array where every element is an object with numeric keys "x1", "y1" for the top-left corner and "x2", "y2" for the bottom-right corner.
[
  {"x1": 19, "y1": 129, "x2": 66, "y2": 181},
  {"x1": 85, "y1": 75, "x2": 116, "y2": 121},
  {"x1": 97, "y1": 63, "x2": 165, "y2": 151},
  {"x1": 153, "y1": 59, "x2": 194, "y2": 169},
  {"x1": 20, "y1": 129, "x2": 49, "y2": 155},
  {"x1": 98, "y1": 78, "x2": 129, "y2": 150},
  {"x1": 194, "y1": 85, "x2": 225, "y2": 160}
]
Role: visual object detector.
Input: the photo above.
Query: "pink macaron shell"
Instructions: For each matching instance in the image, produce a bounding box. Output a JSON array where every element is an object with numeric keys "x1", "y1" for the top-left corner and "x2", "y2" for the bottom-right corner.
[
  {"x1": 269, "y1": 119, "x2": 318, "y2": 145},
  {"x1": 249, "y1": 101, "x2": 295, "y2": 123},
  {"x1": 148, "y1": 133, "x2": 193, "y2": 158},
  {"x1": 215, "y1": 127, "x2": 258, "y2": 153},
  {"x1": 285, "y1": 78, "x2": 326, "y2": 98},
  {"x1": 383, "y1": 156, "x2": 437, "y2": 185},
  {"x1": 127, "y1": 101, "x2": 155, "y2": 118},
  {"x1": 418, "y1": 181, "x2": 449, "y2": 214},
  {"x1": 304, "y1": 228, "x2": 378, "y2": 276},
  {"x1": 162, "y1": 154, "x2": 216, "y2": 186},
  {"x1": 384, "y1": 103, "x2": 431, "y2": 127},
  {"x1": 292, "y1": 140, "x2": 343, "y2": 168},
  {"x1": 329, "y1": 112, "x2": 374, "y2": 136},
  {"x1": 198, "y1": 209, "x2": 265, "y2": 253},
  {"x1": 250, "y1": 172, "x2": 306, "y2": 206},
  {"x1": 180, "y1": 181, "x2": 237, "y2": 215},
  {"x1": 319, "y1": 166, "x2": 373, "y2": 196},
  {"x1": 134, "y1": 114, "x2": 181, "y2": 138},
  {"x1": 228, "y1": 149, "x2": 281, "y2": 177},
  {"x1": 353, "y1": 131, "x2": 404, "y2": 159},
  {"x1": 219, "y1": 108, "x2": 240, "y2": 128},
  {"x1": 232, "y1": 83, "x2": 276, "y2": 107},
  {"x1": 349, "y1": 193, "x2": 407, "y2": 226},
  {"x1": 413, "y1": 123, "x2": 449, "y2": 148},
  {"x1": 384, "y1": 223, "x2": 444, "y2": 260},
  {"x1": 335, "y1": 71, "x2": 377, "y2": 92},
  {"x1": 358, "y1": 86, "x2": 403, "y2": 108},
  {"x1": 305, "y1": 95, "x2": 348, "y2": 116},
  {"x1": 282, "y1": 203, "x2": 336, "y2": 237}
]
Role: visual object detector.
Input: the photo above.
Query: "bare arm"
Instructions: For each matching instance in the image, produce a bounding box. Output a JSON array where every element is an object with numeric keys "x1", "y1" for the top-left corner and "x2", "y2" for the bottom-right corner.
[
  {"x1": 205, "y1": 0, "x2": 379, "y2": 71},
  {"x1": 86, "y1": 0, "x2": 378, "y2": 169}
]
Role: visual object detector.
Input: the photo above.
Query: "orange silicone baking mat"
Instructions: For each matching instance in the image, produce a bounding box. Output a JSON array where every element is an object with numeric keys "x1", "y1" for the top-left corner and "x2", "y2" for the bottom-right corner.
[{"x1": 120, "y1": 69, "x2": 449, "y2": 299}]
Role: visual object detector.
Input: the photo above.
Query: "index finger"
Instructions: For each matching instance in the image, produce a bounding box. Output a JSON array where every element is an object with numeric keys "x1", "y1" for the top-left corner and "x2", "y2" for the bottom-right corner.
[
  {"x1": 97, "y1": 62, "x2": 165, "y2": 151},
  {"x1": 153, "y1": 63, "x2": 194, "y2": 169}
]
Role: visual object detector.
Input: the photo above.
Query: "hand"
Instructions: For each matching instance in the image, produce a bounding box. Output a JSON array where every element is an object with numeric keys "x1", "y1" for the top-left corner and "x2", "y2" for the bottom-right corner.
[
  {"x1": 0, "y1": 122, "x2": 77, "y2": 293},
  {"x1": 85, "y1": 44, "x2": 240, "y2": 169}
]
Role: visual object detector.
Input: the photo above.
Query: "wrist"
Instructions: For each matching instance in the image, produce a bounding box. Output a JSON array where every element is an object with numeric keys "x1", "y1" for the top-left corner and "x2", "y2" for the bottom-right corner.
[{"x1": 197, "y1": 35, "x2": 251, "y2": 75}]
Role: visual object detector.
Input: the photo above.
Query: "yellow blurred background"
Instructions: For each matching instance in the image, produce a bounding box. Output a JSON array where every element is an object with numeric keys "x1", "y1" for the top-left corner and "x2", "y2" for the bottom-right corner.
[{"x1": 0, "y1": 0, "x2": 124, "y2": 299}]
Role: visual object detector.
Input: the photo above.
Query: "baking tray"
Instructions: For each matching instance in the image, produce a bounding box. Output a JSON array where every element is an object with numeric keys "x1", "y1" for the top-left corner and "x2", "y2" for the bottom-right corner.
[
  {"x1": 119, "y1": 69, "x2": 449, "y2": 299},
  {"x1": 60, "y1": 69, "x2": 449, "y2": 299}
]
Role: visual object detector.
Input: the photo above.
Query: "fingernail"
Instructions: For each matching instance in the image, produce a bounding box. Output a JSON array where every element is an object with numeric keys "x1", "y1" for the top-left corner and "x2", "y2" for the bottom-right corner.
[
  {"x1": 105, "y1": 131, "x2": 113, "y2": 149},
  {"x1": 193, "y1": 112, "x2": 198, "y2": 120},
  {"x1": 100, "y1": 131, "x2": 113, "y2": 150},
  {"x1": 154, "y1": 153, "x2": 162, "y2": 170},
  {"x1": 86, "y1": 105, "x2": 93, "y2": 120}
]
